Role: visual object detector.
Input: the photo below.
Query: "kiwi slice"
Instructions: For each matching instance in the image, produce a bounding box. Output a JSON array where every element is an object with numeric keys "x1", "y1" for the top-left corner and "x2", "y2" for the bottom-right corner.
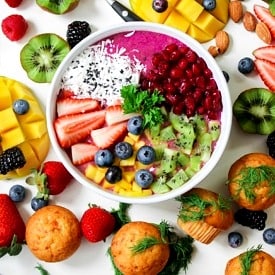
[
  {"x1": 20, "y1": 33, "x2": 70, "y2": 83},
  {"x1": 233, "y1": 88, "x2": 275, "y2": 135},
  {"x1": 36, "y1": 0, "x2": 79, "y2": 14}
]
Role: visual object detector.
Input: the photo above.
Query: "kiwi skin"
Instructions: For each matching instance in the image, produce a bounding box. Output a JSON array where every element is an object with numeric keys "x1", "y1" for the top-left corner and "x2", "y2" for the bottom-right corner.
[
  {"x1": 36, "y1": 0, "x2": 80, "y2": 15},
  {"x1": 233, "y1": 88, "x2": 275, "y2": 135}
]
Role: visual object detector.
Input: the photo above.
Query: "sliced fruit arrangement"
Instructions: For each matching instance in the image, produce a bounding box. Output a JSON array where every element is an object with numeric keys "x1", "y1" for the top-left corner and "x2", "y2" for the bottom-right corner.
[
  {"x1": 35, "y1": 0, "x2": 80, "y2": 14},
  {"x1": 129, "y1": 0, "x2": 229, "y2": 42},
  {"x1": 0, "y1": 76, "x2": 49, "y2": 179},
  {"x1": 20, "y1": 33, "x2": 70, "y2": 83}
]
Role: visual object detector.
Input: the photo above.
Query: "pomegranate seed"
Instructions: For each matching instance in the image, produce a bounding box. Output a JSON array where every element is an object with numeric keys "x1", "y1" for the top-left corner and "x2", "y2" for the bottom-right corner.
[
  {"x1": 164, "y1": 82, "x2": 176, "y2": 94},
  {"x1": 178, "y1": 45, "x2": 189, "y2": 55},
  {"x1": 197, "y1": 105, "x2": 205, "y2": 115},
  {"x1": 195, "y1": 76, "x2": 206, "y2": 89},
  {"x1": 152, "y1": 53, "x2": 164, "y2": 66},
  {"x1": 170, "y1": 67, "x2": 184, "y2": 79},
  {"x1": 192, "y1": 63, "x2": 201, "y2": 76},
  {"x1": 165, "y1": 43, "x2": 178, "y2": 53},
  {"x1": 173, "y1": 101, "x2": 185, "y2": 115},
  {"x1": 185, "y1": 50, "x2": 197, "y2": 63},
  {"x1": 204, "y1": 96, "x2": 212, "y2": 110},
  {"x1": 179, "y1": 80, "x2": 192, "y2": 94},
  {"x1": 177, "y1": 58, "x2": 188, "y2": 70},
  {"x1": 170, "y1": 50, "x2": 182, "y2": 61},
  {"x1": 166, "y1": 93, "x2": 179, "y2": 105},
  {"x1": 208, "y1": 110, "x2": 219, "y2": 120},
  {"x1": 204, "y1": 68, "x2": 213, "y2": 78},
  {"x1": 193, "y1": 88, "x2": 204, "y2": 101},
  {"x1": 206, "y1": 79, "x2": 218, "y2": 90}
]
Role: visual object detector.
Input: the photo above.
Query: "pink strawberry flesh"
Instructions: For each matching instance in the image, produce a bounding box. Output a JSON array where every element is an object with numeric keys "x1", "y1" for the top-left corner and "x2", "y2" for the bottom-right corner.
[
  {"x1": 57, "y1": 98, "x2": 100, "y2": 117},
  {"x1": 105, "y1": 105, "x2": 139, "y2": 125},
  {"x1": 71, "y1": 143, "x2": 99, "y2": 165},
  {"x1": 253, "y1": 46, "x2": 275, "y2": 63},
  {"x1": 254, "y1": 5, "x2": 275, "y2": 39},
  {"x1": 54, "y1": 110, "x2": 106, "y2": 148},
  {"x1": 91, "y1": 122, "x2": 127, "y2": 149},
  {"x1": 254, "y1": 59, "x2": 275, "y2": 91}
]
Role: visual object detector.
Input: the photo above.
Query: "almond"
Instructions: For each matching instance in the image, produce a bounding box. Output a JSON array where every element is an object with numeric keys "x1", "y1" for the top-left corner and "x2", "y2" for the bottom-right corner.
[
  {"x1": 229, "y1": 1, "x2": 243, "y2": 23},
  {"x1": 243, "y1": 11, "x2": 257, "y2": 31},
  {"x1": 255, "y1": 22, "x2": 272, "y2": 44},
  {"x1": 208, "y1": 45, "x2": 220, "y2": 57},
  {"x1": 215, "y1": 30, "x2": 230, "y2": 54}
]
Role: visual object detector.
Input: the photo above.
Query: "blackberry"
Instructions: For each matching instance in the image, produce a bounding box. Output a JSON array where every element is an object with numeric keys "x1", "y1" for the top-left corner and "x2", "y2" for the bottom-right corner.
[
  {"x1": 66, "y1": 21, "x2": 91, "y2": 49},
  {"x1": 266, "y1": 131, "x2": 275, "y2": 159},
  {"x1": 234, "y1": 208, "x2": 267, "y2": 231},
  {"x1": 0, "y1": 147, "x2": 26, "y2": 175}
]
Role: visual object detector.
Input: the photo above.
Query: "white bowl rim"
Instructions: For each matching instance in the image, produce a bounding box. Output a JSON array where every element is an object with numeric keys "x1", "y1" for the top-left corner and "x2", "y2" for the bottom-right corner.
[{"x1": 47, "y1": 21, "x2": 232, "y2": 204}]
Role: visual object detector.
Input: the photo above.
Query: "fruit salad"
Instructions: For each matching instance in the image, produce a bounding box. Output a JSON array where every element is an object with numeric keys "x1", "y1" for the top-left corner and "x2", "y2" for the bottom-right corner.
[{"x1": 52, "y1": 30, "x2": 224, "y2": 197}]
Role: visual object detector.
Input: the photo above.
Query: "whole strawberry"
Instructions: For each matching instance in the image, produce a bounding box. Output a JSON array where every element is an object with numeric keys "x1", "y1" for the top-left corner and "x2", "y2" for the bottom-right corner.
[
  {"x1": 1, "y1": 14, "x2": 28, "y2": 41},
  {"x1": 5, "y1": 0, "x2": 23, "y2": 8},
  {"x1": 80, "y1": 205, "x2": 116, "y2": 242},
  {"x1": 27, "y1": 161, "x2": 73, "y2": 198},
  {"x1": 0, "y1": 194, "x2": 25, "y2": 257}
]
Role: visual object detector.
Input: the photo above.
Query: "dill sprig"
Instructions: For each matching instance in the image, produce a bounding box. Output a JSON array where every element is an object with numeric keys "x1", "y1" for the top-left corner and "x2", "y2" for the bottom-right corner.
[
  {"x1": 176, "y1": 193, "x2": 232, "y2": 222},
  {"x1": 121, "y1": 84, "x2": 165, "y2": 129},
  {"x1": 107, "y1": 248, "x2": 123, "y2": 275},
  {"x1": 131, "y1": 236, "x2": 162, "y2": 254},
  {"x1": 111, "y1": 203, "x2": 131, "y2": 231},
  {"x1": 240, "y1": 245, "x2": 262, "y2": 275},
  {"x1": 230, "y1": 166, "x2": 275, "y2": 203},
  {"x1": 35, "y1": 263, "x2": 49, "y2": 275}
]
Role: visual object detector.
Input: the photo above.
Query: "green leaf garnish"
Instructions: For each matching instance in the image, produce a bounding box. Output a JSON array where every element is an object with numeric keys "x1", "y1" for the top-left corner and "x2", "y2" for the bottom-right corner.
[
  {"x1": 176, "y1": 193, "x2": 232, "y2": 222},
  {"x1": 131, "y1": 236, "x2": 162, "y2": 254},
  {"x1": 0, "y1": 235, "x2": 23, "y2": 258},
  {"x1": 111, "y1": 203, "x2": 131, "y2": 231},
  {"x1": 263, "y1": 0, "x2": 275, "y2": 15},
  {"x1": 35, "y1": 263, "x2": 49, "y2": 275},
  {"x1": 229, "y1": 166, "x2": 275, "y2": 203},
  {"x1": 240, "y1": 245, "x2": 262, "y2": 275},
  {"x1": 121, "y1": 84, "x2": 165, "y2": 129}
]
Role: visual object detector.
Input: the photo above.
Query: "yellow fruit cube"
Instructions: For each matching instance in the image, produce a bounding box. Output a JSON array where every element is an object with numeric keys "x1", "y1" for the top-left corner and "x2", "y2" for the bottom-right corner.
[
  {"x1": 20, "y1": 120, "x2": 47, "y2": 140},
  {"x1": 0, "y1": 127, "x2": 25, "y2": 150},
  {"x1": 17, "y1": 101, "x2": 45, "y2": 123},
  {"x1": 164, "y1": 10, "x2": 190, "y2": 33},
  {"x1": 29, "y1": 133, "x2": 50, "y2": 162},
  {"x1": 132, "y1": 181, "x2": 142, "y2": 192},
  {"x1": 0, "y1": 84, "x2": 12, "y2": 109},
  {"x1": 133, "y1": 140, "x2": 146, "y2": 150},
  {"x1": 123, "y1": 135, "x2": 135, "y2": 145},
  {"x1": 128, "y1": 133, "x2": 140, "y2": 142},
  {"x1": 120, "y1": 153, "x2": 136, "y2": 166},
  {"x1": 142, "y1": 189, "x2": 153, "y2": 196},
  {"x1": 187, "y1": 24, "x2": 213, "y2": 43},
  {"x1": 85, "y1": 165, "x2": 107, "y2": 184},
  {"x1": 176, "y1": 0, "x2": 204, "y2": 22},
  {"x1": 209, "y1": 0, "x2": 229, "y2": 23},
  {"x1": 123, "y1": 171, "x2": 135, "y2": 183},
  {"x1": 102, "y1": 179, "x2": 115, "y2": 189},
  {"x1": 0, "y1": 108, "x2": 18, "y2": 132},
  {"x1": 116, "y1": 179, "x2": 132, "y2": 190}
]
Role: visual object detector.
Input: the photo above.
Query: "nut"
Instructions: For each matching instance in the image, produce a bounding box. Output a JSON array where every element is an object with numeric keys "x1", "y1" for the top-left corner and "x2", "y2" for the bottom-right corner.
[
  {"x1": 243, "y1": 11, "x2": 257, "y2": 31},
  {"x1": 255, "y1": 22, "x2": 272, "y2": 44},
  {"x1": 208, "y1": 45, "x2": 220, "y2": 57},
  {"x1": 229, "y1": 1, "x2": 243, "y2": 23},
  {"x1": 215, "y1": 30, "x2": 230, "y2": 54}
]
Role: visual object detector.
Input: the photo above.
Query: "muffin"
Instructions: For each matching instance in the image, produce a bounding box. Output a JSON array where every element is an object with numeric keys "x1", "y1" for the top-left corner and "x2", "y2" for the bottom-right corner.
[
  {"x1": 225, "y1": 246, "x2": 275, "y2": 275},
  {"x1": 227, "y1": 153, "x2": 275, "y2": 210},
  {"x1": 177, "y1": 187, "x2": 234, "y2": 244},
  {"x1": 26, "y1": 205, "x2": 81, "y2": 262},
  {"x1": 110, "y1": 221, "x2": 170, "y2": 275}
]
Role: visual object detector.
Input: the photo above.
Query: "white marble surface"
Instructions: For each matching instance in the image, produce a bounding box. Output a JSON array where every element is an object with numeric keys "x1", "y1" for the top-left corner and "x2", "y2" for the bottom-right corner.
[{"x1": 0, "y1": 0, "x2": 274, "y2": 274}]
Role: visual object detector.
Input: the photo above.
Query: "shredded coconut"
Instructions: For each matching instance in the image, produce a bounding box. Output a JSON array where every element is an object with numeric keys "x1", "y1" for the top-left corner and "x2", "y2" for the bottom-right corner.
[{"x1": 60, "y1": 38, "x2": 144, "y2": 106}]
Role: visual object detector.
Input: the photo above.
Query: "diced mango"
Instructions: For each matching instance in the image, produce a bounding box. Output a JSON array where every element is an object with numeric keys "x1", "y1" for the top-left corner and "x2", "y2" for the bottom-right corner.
[
  {"x1": 116, "y1": 179, "x2": 132, "y2": 190},
  {"x1": 0, "y1": 84, "x2": 12, "y2": 109},
  {"x1": 176, "y1": 0, "x2": 204, "y2": 22},
  {"x1": 164, "y1": 10, "x2": 190, "y2": 33},
  {"x1": 102, "y1": 179, "x2": 115, "y2": 189},
  {"x1": 0, "y1": 127, "x2": 25, "y2": 150},
  {"x1": 85, "y1": 165, "x2": 107, "y2": 184},
  {"x1": 19, "y1": 120, "x2": 47, "y2": 140},
  {"x1": 28, "y1": 133, "x2": 50, "y2": 162},
  {"x1": 209, "y1": 0, "x2": 229, "y2": 23},
  {"x1": 123, "y1": 171, "x2": 135, "y2": 183},
  {"x1": 187, "y1": 24, "x2": 213, "y2": 43},
  {"x1": 120, "y1": 152, "x2": 136, "y2": 166},
  {"x1": 0, "y1": 108, "x2": 19, "y2": 132},
  {"x1": 128, "y1": 133, "x2": 140, "y2": 142},
  {"x1": 123, "y1": 135, "x2": 135, "y2": 145},
  {"x1": 132, "y1": 181, "x2": 142, "y2": 192},
  {"x1": 17, "y1": 101, "x2": 45, "y2": 123},
  {"x1": 133, "y1": 140, "x2": 146, "y2": 150}
]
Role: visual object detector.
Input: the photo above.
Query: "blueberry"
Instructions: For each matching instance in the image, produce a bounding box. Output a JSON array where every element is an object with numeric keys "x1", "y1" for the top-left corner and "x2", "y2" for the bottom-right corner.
[
  {"x1": 9, "y1": 184, "x2": 26, "y2": 202},
  {"x1": 95, "y1": 149, "x2": 114, "y2": 167},
  {"x1": 263, "y1": 228, "x2": 275, "y2": 244},
  {"x1": 222, "y1": 70, "x2": 230, "y2": 82},
  {"x1": 152, "y1": 0, "x2": 168, "y2": 13},
  {"x1": 127, "y1": 116, "x2": 143, "y2": 135},
  {"x1": 238, "y1": 57, "x2": 254, "y2": 74},
  {"x1": 228, "y1": 231, "x2": 243, "y2": 248},
  {"x1": 105, "y1": 166, "x2": 122, "y2": 183},
  {"x1": 13, "y1": 99, "x2": 30, "y2": 115},
  {"x1": 31, "y1": 197, "x2": 48, "y2": 211},
  {"x1": 202, "y1": 0, "x2": 216, "y2": 10},
  {"x1": 114, "y1": 142, "x2": 133, "y2": 160},
  {"x1": 137, "y1": 145, "x2": 156, "y2": 165},
  {"x1": 135, "y1": 169, "x2": 154, "y2": 188}
]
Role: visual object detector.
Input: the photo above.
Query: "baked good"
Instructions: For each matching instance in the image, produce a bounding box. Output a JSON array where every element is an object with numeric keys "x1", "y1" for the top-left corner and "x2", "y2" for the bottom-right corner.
[
  {"x1": 177, "y1": 187, "x2": 234, "y2": 244},
  {"x1": 110, "y1": 221, "x2": 170, "y2": 275},
  {"x1": 0, "y1": 76, "x2": 49, "y2": 179},
  {"x1": 25, "y1": 205, "x2": 81, "y2": 262},
  {"x1": 227, "y1": 153, "x2": 275, "y2": 210},
  {"x1": 225, "y1": 246, "x2": 275, "y2": 275}
]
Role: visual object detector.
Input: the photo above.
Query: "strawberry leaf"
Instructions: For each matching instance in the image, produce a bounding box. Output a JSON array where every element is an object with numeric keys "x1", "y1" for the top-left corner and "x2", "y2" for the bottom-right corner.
[{"x1": 0, "y1": 235, "x2": 23, "y2": 258}]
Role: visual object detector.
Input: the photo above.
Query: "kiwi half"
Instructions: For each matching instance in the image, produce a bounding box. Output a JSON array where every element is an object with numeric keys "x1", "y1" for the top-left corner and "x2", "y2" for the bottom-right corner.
[
  {"x1": 36, "y1": 0, "x2": 79, "y2": 14},
  {"x1": 233, "y1": 88, "x2": 275, "y2": 135},
  {"x1": 20, "y1": 33, "x2": 70, "y2": 83}
]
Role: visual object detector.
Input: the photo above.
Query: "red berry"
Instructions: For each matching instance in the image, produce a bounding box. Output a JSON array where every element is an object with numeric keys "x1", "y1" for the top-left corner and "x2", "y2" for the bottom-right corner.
[
  {"x1": 1, "y1": 14, "x2": 28, "y2": 41},
  {"x1": 80, "y1": 205, "x2": 116, "y2": 242},
  {"x1": 5, "y1": 0, "x2": 23, "y2": 7}
]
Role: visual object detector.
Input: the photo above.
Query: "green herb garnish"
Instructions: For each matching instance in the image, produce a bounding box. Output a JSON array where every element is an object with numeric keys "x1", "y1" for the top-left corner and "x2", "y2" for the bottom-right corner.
[
  {"x1": 131, "y1": 236, "x2": 162, "y2": 254},
  {"x1": 0, "y1": 235, "x2": 23, "y2": 258},
  {"x1": 121, "y1": 84, "x2": 165, "y2": 129},
  {"x1": 35, "y1": 263, "x2": 49, "y2": 275},
  {"x1": 111, "y1": 203, "x2": 131, "y2": 231},
  {"x1": 240, "y1": 245, "x2": 262, "y2": 275},
  {"x1": 229, "y1": 166, "x2": 275, "y2": 203},
  {"x1": 176, "y1": 193, "x2": 232, "y2": 222},
  {"x1": 263, "y1": 0, "x2": 275, "y2": 15}
]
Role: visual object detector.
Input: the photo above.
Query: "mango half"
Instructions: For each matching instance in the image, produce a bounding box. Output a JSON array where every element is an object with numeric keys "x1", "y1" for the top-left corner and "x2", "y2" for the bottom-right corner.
[
  {"x1": 0, "y1": 76, "x2": 50, "y2": 179},
  {"x1": 130, "y1": 0, "x2": 229, "y2": 43}
]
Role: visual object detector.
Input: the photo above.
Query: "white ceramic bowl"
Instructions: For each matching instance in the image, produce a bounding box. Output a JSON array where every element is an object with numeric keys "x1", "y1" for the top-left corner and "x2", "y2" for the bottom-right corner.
[{"x1": 47, "y1": 22, "x2": 232, "y2": 204}]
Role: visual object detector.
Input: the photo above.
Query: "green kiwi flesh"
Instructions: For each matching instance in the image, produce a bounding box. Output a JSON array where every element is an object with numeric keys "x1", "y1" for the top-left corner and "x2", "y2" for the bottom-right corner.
[
  {"x1": 20, "y1": 33, "x2": 70, "y2": 83},
  {"x1": 233, "y1": 88, "x2": 275, "y2": 135},
  {"x1": 36, "y1": 0, "x2": 79, "y2": 14}
]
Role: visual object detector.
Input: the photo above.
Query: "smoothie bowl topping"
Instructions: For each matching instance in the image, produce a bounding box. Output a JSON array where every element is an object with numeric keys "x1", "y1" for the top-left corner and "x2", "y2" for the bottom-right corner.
[{"x1": 47, "y1": 23, "x2": 232, "y2": 203}]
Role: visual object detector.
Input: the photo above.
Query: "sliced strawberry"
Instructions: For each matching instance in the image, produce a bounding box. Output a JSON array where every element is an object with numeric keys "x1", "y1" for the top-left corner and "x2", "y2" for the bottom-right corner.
[
  {"x1": 91, "y1": 122, "x2": 127, "y2": 149},
  {"x1": 254, "y1": 5, "x2": 275, "y2": 39},
  {"x1": 254, "y1": 59, "x2": 275, "y2": 91},
  {"x1": 105, "y1": 105, "x2": 139, "y2": 125},
  {"x1": 54, "y1": 110, "x2": 106, "y2": 148},
  {"x1": 57, "y1": 89, "x2": 75, "y2": 100},
  {"x1": 71, "y1": 143, "x2": 99, "y2": 165},
  {"x1": 57, "y1": 98, "x2": 100, "y2": 117},
  {"x1": 253, "y1": 46, "x2": 275, "y2": 63}
]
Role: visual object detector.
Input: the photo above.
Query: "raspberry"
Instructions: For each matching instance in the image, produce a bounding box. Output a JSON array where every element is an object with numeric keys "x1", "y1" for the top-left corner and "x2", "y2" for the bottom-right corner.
[
  {"x1": 234, "y1": 208, "x2": 267, "y2": 231},
  {"x1": 66, "y1": 21, "x2": 91, "y2": 49},
  {"x1": 5, "y1": 0, "x2": 23, "y2": 8},
  {"x1": 1, "y1": 14, "x2": 28, "y2": 41},
  {"x1": 266, "y1": 131, "x2": 275, "y2": 159}
]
